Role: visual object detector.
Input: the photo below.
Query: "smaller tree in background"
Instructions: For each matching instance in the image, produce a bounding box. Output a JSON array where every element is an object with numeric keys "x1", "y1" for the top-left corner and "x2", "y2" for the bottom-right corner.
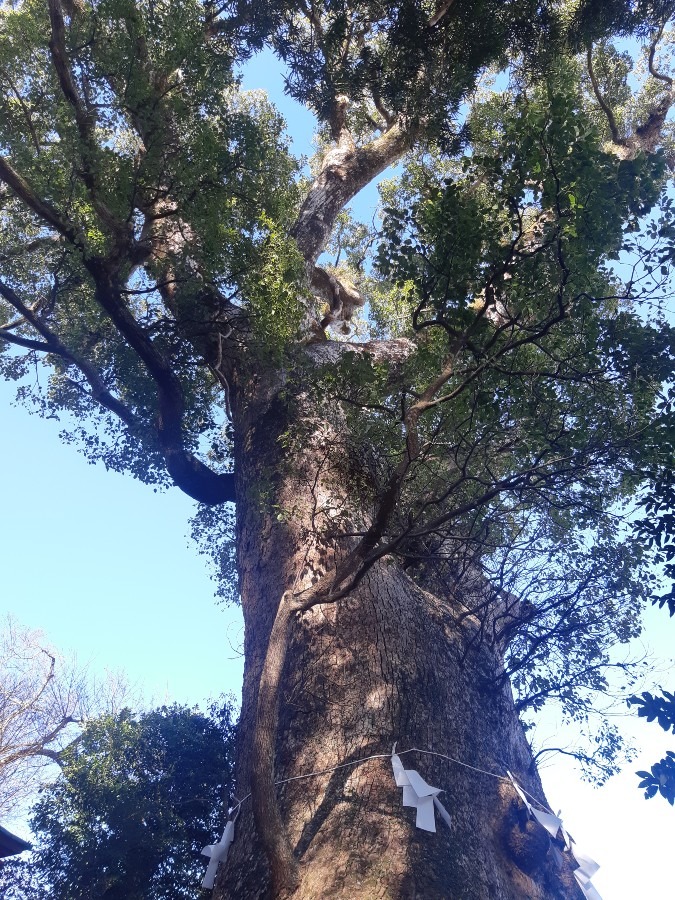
[
  {"x1": 0, "y1": 617, "x2": 130, "y2": 817},
  {"x1": 13, "y1": 703, "x2": 236, "y2": 900}
]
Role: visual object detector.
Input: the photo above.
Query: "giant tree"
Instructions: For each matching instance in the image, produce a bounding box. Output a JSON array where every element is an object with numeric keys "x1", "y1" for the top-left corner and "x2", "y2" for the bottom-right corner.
[{"x1": 1, "y1": 1, "x2": 675, "y2": 898}]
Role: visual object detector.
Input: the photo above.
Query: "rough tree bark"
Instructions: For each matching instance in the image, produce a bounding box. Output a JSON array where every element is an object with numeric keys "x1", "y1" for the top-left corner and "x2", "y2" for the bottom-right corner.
[{"x1": 213, "y1": 371, "x2": 583, "y2": 899}]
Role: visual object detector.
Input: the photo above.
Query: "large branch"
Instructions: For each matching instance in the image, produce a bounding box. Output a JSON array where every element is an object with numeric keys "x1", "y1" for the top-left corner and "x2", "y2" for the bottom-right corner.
[
  {"x1": 0, "y1": 278, "x2": 136, "y2": 426},
  {"x1": 588, "y1": 36, "x2": 675, "y2": 160},
  {"x1": 0, "y1": 329, "x2": 62, "y2": 355},
  {"x1": 86, "y1": 260, "x2": 235, "y2": 504},
  {"x1": 305, "y1": 336, "x2": 416, "y2": 370},
  {"x1": 291, "y1": 122, "x2": 412, "y2": 266},
  {"x1": 22, "y1": 6, "x2": 237, "y2": 504},
  {"x1": 0, "y1": 163, "x2": 234, "y2": 503},
  {"x1": 291, "y1": 122, "x2": 413, "y2": 335},
  {"x1": 0, "y1": 157, "x2": 80, "y2": 244},
  {"x1": 648, "y1": 23, "x2": 673, "y2": 87},
  {"x1": 106, "y1": 16, "x2": 240, "y2": 386},
  {"x1": 0, "y1": 268, "x2": 234, "y2": 504}
]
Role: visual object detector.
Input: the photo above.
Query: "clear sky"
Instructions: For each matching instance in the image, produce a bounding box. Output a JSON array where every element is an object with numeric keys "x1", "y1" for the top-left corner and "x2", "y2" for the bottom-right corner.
[{"x1": 1, "y1": 47, "x2": 674, "y2": 900}]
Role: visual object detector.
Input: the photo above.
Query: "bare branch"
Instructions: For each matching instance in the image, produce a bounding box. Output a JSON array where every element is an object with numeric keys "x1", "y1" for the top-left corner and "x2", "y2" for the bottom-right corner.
[{"x1": 0, "y1": 618, "x2": 103, "y2": 814}]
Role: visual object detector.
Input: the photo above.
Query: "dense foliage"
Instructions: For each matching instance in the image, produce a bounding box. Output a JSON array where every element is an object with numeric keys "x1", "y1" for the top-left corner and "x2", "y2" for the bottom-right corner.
[{"x1": 0, "y1": 0, "x2": 300, "y2": 486}]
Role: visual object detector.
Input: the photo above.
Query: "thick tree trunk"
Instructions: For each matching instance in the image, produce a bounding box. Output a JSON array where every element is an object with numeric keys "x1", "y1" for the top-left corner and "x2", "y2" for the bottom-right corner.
[{"x1": 213, "y1": 380, "x2": 583, "y2": 900}]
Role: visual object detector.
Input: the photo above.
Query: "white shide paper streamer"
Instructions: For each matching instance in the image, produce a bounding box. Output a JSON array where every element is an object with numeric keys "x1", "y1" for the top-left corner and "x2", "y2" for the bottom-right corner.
[
  {"x1": 201, "y1": 818, "x2": 235, "y2": 890},
  {"x1": 199, "y1": 746, "x2": 601, "y2": 894},
  {"x1": 508, "y1": 770, "x2": 602, "y2": 899},
  {"x1": 391, "y1": 746, "x2": 452, "y2": 833},
  {"x1": 574, "y1": 870, "x2": 603, "y2": 900}
]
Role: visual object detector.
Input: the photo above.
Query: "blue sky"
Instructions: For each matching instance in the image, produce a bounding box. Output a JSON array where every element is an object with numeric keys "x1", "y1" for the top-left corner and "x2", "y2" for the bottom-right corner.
[
  {"x1": 1, "y1": 46, "x2": 674, "y2": 899},
  {"x1": 0, "y1": 376, "x2": 244, "y2": 708}
]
